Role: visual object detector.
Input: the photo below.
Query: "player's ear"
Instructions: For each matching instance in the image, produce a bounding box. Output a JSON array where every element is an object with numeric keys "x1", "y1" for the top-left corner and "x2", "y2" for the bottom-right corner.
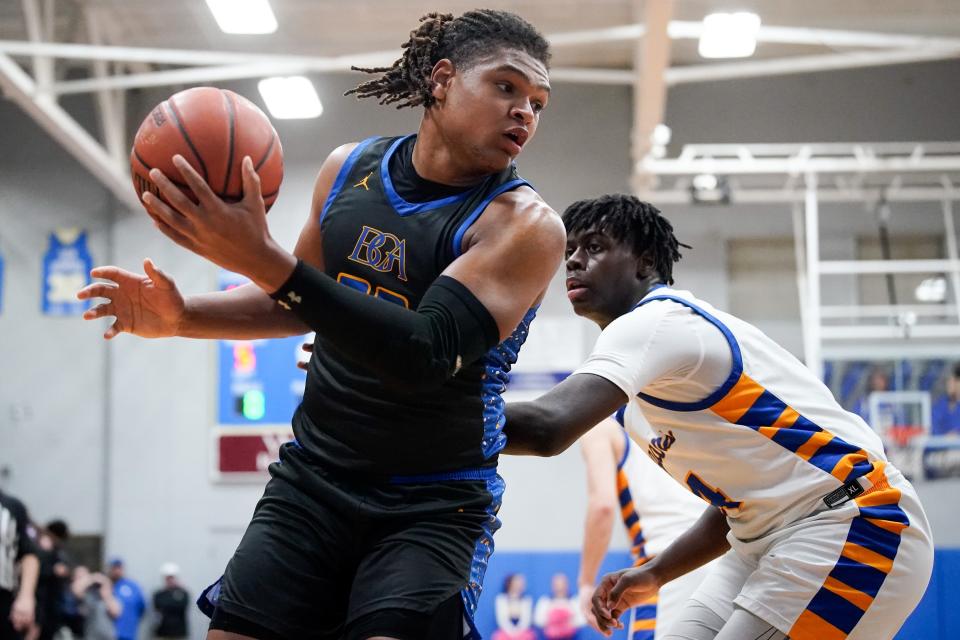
[
  {"x1": 636, "y1": 251, "x2": 656, "y2": 279},
  {"x1": 430, "y1": 59, "x2": 455, "y2": 103}
]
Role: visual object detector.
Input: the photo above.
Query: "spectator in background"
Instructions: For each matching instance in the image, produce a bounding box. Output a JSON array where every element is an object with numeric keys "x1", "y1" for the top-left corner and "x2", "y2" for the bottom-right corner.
[
  {"x1": 854, "y1": 367, "x2": 891, "y2": 425},
  {"x1": 151, "y1": 563, "x2": 188, "y2": 640},
  {"x1": 0, "y1": 489, "x2": 39, "y2": 640},
  {"x1": 932, "y1": 363, "x2": 960, "y2": 436},
  {"x1": 38, "y1": 520, "x2": 72, "y2": 640},
  {"x1": 71, "y1": 566, "x2": 121, "y2": 640},
  {"x1": 533, "y1": 573, "x2": 581, "y2": 640},
  {"x1": 493, "y1": 573, "x2": 535, "y2": 640},
  {"x1": 107, "y1": 559, "x2": 144, "y2": 640},
  {"x1": 854, "y1": 366, "x2": 912, "y2": 435}
]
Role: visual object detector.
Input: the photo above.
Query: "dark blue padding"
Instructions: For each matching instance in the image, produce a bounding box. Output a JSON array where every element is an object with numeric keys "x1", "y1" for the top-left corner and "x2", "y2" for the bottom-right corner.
[
  {"x1": 632, "y1": 293, "x2": 744, "y2": 412},
  {"x1": 318, "y1": 136, "x2": 378, "y2": 224}
]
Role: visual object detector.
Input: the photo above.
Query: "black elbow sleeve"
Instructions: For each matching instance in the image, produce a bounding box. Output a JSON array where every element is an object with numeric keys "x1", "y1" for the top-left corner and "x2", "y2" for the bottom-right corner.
[
  {"x1": 270, "y1": 261, "x2": 499, "y2": 390},
  {"x1": 380, "y1": 276, "x2": 500, "y2": 390}
]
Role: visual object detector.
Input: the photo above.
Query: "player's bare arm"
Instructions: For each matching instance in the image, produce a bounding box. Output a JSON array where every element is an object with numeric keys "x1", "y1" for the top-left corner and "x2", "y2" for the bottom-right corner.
[
  {"x1": 577, "y1": 419, "x2": 621, "y2": 629},
  {"x1": 443, "y1": 186, "x2": 566, "y2": 341},
  {"x1": 503, "y1": 373, "x2": 628, "y2": 456},
  {"x1": 76, "y1": 143, "x2": 354, "y2": 341},
  {"x1": 591, "y1": 506, "x2": 729, "y2": 634},
  {"x1": 138, "y1": 173, "x2": 566, "y2": 392}
]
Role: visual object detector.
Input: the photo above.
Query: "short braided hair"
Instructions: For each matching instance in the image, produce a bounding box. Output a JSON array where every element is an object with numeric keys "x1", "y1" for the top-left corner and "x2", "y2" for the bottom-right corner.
[
  {"x1": 562, "y1": 194, "x2": 690, "y2": 285},
  {"x1": 345, "y1": 9, "x2": 550, "y2": 109}
]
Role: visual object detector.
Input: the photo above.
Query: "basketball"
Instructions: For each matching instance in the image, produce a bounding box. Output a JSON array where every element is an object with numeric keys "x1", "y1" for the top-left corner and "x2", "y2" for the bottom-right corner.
[{"x1": 130, "y1": 87, "x2": 284, "y2": 212}]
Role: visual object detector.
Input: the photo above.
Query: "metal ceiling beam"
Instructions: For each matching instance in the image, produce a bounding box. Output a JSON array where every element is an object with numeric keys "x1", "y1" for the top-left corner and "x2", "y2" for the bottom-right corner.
[
  {"x1": 0, "y1": 53, "x2": 139, "y2": 210},
  {"x1": 647, "y1": 187, "x2": 960, "y2": 204},
  {"x1": 540, "y1": 22, "x2": 960, "y2": 49},
  {"x1": 645, "y1": 156, "x2": 960, "y2": 175},
  {"x1": 667, "y1": 46, "x2": 960, "y2": 85},
  {"x1": 631, "y1": 0, "x2": 673, "y2": 195},
  {"x1": 667, "y1": 22, "x2": 960, "y2": 50},
  {"x1": 20, "y1": 0, "x2": 53, "y2": 90},
  {"x1": 2, "y1": 20, "x2": 958, "y2": 66},
  {"x1": 52, "y1": 61, "x2": 335, "y2": 95},
  {"x1": 84, "y1": 6, "x2": 126, "y2": 168},
  {"x1": 31, "y1": 44, "x2": 960, "y2": 96},
  {"x1": 0, "y1": 39, "x2": 397, "y2": 67}
]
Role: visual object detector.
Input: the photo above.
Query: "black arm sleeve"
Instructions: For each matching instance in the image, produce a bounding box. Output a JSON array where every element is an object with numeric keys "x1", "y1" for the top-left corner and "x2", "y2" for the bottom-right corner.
[{"x1": 270, "y1": 260, "x2": 499, "y2": 391}]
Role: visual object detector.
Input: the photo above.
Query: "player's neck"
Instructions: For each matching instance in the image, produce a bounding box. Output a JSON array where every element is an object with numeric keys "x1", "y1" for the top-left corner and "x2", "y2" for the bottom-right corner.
[{"x1": 412, "y1": 121, "x2": 491, "y2": 187}]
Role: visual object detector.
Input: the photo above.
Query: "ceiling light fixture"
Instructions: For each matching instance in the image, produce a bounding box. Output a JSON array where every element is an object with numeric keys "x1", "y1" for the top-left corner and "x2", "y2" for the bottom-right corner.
[
  {"x1": 205, "y1": 0, "x2": 278, "y2": 35},
  {"x1": 698, "y1": 12, "x2": 761, "y2": 59},
  {"x1": 258, "y1": 76, "x2": 323, "y2": 119}
]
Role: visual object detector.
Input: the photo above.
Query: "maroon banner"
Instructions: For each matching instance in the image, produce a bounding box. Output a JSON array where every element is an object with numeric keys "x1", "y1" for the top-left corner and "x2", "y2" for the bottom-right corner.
[{"x1": 212, "y1": 428, "x2": 294, "y2": 481}]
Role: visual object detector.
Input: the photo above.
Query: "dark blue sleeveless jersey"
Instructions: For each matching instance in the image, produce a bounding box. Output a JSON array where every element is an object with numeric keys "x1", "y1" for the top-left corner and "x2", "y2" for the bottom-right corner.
[{"x1": 297, "y1": 134, "x2": 537, "y2": 476}]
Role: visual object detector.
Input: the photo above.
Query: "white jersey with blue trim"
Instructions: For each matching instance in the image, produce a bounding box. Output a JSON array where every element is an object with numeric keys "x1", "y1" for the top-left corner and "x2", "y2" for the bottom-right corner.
[
  {"x1": 616, "y1": 425, "x2": 707, "y2": 559},
  {"x1": 575, "y1": 286, "x2": 888, "y2": 540}
]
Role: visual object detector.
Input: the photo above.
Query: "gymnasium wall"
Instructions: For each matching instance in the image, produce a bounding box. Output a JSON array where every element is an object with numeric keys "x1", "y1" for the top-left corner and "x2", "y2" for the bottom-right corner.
[{"x1": 1, "y1": 60, "x2": 959, "y2": 639}]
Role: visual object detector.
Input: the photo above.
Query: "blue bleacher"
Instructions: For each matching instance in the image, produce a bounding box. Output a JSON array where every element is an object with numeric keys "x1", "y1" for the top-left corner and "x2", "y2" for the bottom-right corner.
[{"x1": 919, "y1": 360, "x2": 947, "y2": 392}]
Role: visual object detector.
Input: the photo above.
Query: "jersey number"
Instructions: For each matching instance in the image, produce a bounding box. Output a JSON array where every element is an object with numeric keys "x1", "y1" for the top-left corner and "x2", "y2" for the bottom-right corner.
[
  {"x1": 337, "y1": 273, "x2": 409, "y2": 308},
  {"x1": 685, "y1": 472, "x2": 742, "y2": 512}
]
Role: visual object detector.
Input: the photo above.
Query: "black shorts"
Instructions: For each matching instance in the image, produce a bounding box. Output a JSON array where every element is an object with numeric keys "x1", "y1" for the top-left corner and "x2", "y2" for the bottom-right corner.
[{"x1": 200, "y1": 442, "x2": 502, "y2": 639}]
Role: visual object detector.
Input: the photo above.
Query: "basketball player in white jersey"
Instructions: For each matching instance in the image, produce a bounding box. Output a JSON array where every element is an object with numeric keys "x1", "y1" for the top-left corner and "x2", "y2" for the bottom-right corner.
[
  {"x1": 579, "y1": 417, "x2": 709, "y2": 639},
  {"x1": 504, "y1": 194, "x2": 933, "y2": 640}
]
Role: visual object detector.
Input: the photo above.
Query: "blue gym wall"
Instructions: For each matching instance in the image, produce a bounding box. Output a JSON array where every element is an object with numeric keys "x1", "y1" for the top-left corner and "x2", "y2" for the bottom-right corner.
[{"x1": 475, "y1": 549, "x2": 960, "y2": 640}]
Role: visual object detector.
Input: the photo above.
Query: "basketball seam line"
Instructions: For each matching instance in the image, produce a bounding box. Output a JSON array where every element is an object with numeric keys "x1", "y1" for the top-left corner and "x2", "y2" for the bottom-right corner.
[
  {"x1": 164, "y1": 99, "x2": 209, "y2": 182},
  {"x1": 132, "y1": 150, "x2": 193, "y2": 191},
  {"x1": 221, "y1": 90, "x2": 236, "y2": 195},
  {"x1": 134, "y1": 148, "x2": 255, "y2": 201},
  {"x1": 255, "y1": 132, "x2": 277, "y2": 172}
]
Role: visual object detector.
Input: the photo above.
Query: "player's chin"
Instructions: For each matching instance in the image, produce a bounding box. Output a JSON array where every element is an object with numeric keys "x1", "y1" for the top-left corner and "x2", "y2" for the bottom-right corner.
[
  {"x1": 481, "y1": 149, "x2": 515, "y2": 172},
  {"x1": 568, "y1": 297, "x2": 596, "y2": 317}
]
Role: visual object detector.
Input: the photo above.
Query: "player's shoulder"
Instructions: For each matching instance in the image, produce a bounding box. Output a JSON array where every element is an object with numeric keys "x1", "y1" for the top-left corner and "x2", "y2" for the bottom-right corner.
[
  {"x1": 322, "y1": 141, "x2": 363, "y2": 172},
  {"x1": 597, "y1": 295, "x2": 689, "y2": 347},
  {"x1": 485, "y1": 187, "x2": 565, "y2": 245}
]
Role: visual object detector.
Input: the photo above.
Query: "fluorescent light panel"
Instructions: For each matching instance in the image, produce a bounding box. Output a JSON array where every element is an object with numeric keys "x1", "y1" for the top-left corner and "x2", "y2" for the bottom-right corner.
[
  {"x1": 206, "y1": 0, "x2": 278, "y2": 35},
  {"x1": 698, "y1": 12, "x2": 761, "y2": 59},
  {"x1": 258, "y1": 76, "x2": 323, "y2": 119},
  {"x1": 915, "y1": 277, "x2": 947, "y2": 303}
]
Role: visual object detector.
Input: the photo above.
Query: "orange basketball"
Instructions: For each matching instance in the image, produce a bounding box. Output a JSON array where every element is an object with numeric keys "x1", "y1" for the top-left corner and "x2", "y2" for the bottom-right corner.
[{"x1": 130, "y1": 87, "x2": 284, "y2": 212}]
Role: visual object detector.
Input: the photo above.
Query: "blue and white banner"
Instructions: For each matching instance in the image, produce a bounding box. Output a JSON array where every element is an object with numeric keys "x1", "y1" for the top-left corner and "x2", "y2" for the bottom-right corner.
[{"x1": 41, "y1": 229, "x2": 92, "y2": 316}]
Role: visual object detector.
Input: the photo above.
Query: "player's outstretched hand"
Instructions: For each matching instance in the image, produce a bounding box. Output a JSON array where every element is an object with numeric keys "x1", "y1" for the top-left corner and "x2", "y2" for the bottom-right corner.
[
  {"x1": 592, "y1": 566, "x2": 660, "y2": 635},
  {"x1": 77, "y1": 258, "x2": 184, "y2": 340}
]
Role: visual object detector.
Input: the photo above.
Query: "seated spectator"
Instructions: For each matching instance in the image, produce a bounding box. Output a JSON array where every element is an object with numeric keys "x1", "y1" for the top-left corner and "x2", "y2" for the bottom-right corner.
[
  {"x1": 854, "y1": 367, "x2": 905, "y2": 430},
  {"x1": 534, "y1": 573, "x2": 582, "y2": 640},
  {"x1": 493, "y1": 573, "x2": 535, "y2": 640},
  {"x1": 932, "y1": 363, "x2": 960, "y2": 436}
]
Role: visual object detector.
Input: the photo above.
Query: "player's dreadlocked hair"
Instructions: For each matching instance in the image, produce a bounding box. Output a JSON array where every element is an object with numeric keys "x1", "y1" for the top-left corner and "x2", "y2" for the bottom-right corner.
[
  {"x1": 562, "y1": 194, "x2": 690, "y2": 285},
  {"x1": 345, "y1": 9, "x2": 551, "y2": 109}
]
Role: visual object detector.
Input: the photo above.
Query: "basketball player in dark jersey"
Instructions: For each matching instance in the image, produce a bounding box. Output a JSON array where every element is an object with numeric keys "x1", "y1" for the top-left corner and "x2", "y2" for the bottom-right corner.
[{"x1": 78, "y1": 10, "x2": 564, "y2": 640}]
